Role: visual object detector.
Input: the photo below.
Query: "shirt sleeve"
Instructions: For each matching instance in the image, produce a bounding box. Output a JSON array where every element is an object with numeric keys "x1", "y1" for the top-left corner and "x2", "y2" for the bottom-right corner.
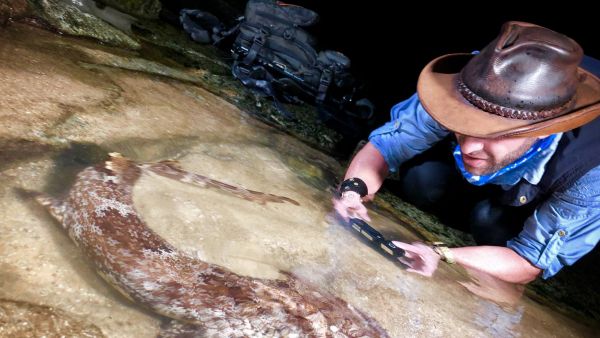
[
  {"x1": 507, "y1": 165, "x2": 600, "y2": 279},
  {"x1": 368, "y1": 93, "x2": 450, "y2": 172}
]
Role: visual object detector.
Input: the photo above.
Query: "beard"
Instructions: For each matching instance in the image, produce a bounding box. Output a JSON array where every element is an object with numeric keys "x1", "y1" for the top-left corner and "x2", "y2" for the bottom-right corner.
[{"x1": 462, "y1": 138, "x2": 538, "y2": 176}]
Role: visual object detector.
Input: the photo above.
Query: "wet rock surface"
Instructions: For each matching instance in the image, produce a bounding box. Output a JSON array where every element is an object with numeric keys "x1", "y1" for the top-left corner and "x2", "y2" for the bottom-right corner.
[
  {"x1": 0, "y1": 4, "x2": 599, "y2": 337},
  {"x1": 97, "y1": 0, "x2": 161, "y2": 19},
  {"x1": 28, "y1": 0, "x2": 141, "y2": 50},
  {"x1": 0, "y1": 298, "x2": 105, "y2": 337}
]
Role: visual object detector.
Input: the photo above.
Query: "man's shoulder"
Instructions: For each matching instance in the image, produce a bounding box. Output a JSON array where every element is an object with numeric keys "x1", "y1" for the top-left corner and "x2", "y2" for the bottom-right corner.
[
  {"x1": 571, "y1": 164, "x2": 600, "y2": 187},
  {"x1": 387, "y1": 93, "x2": 423, "y2": 120},
  {"x1": 556, "y1": 164, "x2": 600, "y2": 202}
]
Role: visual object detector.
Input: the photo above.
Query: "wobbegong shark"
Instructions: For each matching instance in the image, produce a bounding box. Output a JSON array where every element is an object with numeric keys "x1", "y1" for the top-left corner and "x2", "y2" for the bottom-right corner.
[{"x1": 28, "y1": 153, "x2": 389, "y2": 337}]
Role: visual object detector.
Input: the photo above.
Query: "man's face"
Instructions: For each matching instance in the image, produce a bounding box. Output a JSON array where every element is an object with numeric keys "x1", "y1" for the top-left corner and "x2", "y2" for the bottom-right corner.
[{"x1": 455, "y1": 134, "x2": 541, "y2": 175}]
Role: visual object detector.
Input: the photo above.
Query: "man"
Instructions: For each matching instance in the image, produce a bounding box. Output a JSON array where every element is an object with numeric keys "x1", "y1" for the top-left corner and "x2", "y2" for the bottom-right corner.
[{"x1": 333, "y1": 21, "x2": 600, "y2": 284}]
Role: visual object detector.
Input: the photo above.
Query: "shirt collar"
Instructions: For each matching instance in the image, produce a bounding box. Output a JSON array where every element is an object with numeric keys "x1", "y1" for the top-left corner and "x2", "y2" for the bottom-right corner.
[
  {"x1": 454, "y1": 133, "x2": 562, "y2": 187},
  {"x1": 521, "y1": 133, "x2": 562, "y2": 185}
]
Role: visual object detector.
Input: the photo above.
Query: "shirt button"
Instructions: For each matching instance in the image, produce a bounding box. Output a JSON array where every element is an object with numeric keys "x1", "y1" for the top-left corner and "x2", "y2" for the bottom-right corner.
[
  {"x1": 394, "y1": 121, "x2": 400, "y2": 129},
  {"x1": 519, "y1": 195, "x2": 527, "y2": 204},
  {"x1": 558, "y1": 230, "x2": 567, "y2": 237}
]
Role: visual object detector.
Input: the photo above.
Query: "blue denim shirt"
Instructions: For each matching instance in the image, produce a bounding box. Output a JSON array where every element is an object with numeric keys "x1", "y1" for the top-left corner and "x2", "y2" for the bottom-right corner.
[{"x1": 369, "y1": 94, "x2": 600, "y2": 278}]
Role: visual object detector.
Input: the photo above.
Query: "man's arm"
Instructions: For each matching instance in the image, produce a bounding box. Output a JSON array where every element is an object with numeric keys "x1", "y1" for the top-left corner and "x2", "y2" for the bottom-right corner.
[
  {"x1": 343, "y1": 142, "x2": 389, "y2": 198},
  {"x1": 333, "y1": 142, "x2": 388, "y2": 221},
  {"x1": 334, "y1": 94, "x2": 449, "y2": 221},
  {"x1": 507, "y1": 165, "x2": 600, "y2": 279},
  {"x1": 395, "y1": 165, "x2": 600, "y2": 284},
  {"x1": 343, "y1": 93, "x2": 449, "y2": 196},
  {"x1": 451, "y1": 246, "x2": 541, "y2": 284},
  {"x1": 393, "y1": 242, "x2": 540, "y2": 284}
]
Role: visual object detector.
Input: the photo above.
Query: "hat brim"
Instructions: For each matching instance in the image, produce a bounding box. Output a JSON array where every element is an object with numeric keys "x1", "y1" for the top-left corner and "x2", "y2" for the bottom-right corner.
[{"x1": 417, "y1": 53, "x2": 600, "y2": 138}]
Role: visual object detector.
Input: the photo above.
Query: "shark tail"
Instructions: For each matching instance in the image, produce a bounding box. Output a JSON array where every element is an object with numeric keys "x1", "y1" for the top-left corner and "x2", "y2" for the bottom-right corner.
[{"x1": 146, "y1": 160, "x2": 300, "y2": 206}]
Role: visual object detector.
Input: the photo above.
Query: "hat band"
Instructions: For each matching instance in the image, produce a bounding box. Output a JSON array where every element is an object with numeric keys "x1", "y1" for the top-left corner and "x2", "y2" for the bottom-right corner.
[{"x1": 457, "y1": 80, "x2": 573, "y2": 120}]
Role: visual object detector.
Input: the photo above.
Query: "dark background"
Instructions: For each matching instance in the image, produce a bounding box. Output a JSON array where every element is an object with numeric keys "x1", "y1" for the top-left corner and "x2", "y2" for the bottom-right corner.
[{"x1": 162, "y1": 1, "x2": 599, "y2": 134}]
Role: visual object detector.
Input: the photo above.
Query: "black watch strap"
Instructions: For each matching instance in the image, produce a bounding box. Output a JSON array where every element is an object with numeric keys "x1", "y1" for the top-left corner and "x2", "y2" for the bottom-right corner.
[{"x1": 339, "y1": 177, "x2": 368, "y2": 197}]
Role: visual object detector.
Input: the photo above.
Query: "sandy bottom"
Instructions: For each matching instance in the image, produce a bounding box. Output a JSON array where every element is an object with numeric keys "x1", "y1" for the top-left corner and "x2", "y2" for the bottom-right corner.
[{"x1": 0, "y1": 23, "x2": 597, "y2": 337}]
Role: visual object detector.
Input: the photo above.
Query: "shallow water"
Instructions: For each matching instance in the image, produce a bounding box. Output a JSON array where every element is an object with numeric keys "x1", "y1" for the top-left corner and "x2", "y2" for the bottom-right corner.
[{"x1": 0, "y1": 23, "x2": 597, "y2": 337}]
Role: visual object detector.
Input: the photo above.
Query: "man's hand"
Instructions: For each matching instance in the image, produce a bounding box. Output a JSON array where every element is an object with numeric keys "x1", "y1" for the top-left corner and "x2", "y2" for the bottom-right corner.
[
  {"x1": 392, "y1": 241, "x2": 441, "y2": 277},
  {"x1": 332, "y1": 190, "x2": 371, "y2": 221}
]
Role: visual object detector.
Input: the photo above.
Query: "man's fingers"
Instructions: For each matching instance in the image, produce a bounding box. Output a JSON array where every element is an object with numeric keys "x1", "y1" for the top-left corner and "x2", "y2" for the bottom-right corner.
[
  {"x1": 397, "y1": 256, "x2": 413, "y2": 267},
  {"x1": 392, "y1": 241, "x2": 420, "y2": 252},
  {"x1": 332, "y1": 199, "x2": 350, "y2": 221},
  {"x1": 356, "y1": 208, "x2": 371, "y2": 222},
  {"x1": 332, "y1": 192, "x2": 373, "y2": 222},
  {"x1": 337, "y1": 207, "x2": 349, "y2": 221},
  {"x1": 340, "y1": 213, "x2": 350, "y2": 222}
]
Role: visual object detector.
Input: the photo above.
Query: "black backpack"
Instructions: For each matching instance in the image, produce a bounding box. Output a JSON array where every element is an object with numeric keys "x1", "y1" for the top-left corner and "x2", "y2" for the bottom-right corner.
[{"x1": 230, "y1": 0, "x2": 374, "y2": 125}]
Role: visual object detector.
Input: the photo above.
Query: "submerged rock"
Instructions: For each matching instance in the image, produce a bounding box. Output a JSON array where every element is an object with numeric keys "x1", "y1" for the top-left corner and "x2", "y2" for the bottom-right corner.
[
  {"x1": 2, "y1": 9, "x2": 599, "y2": 337},
  {"x1": 97, "y1": 0, "x2": 161, "y2": 19},
  {"x1": 0, "y1": 0, "x2": 30, "y2": 25},
  {"x1": 28, "y1": 0, "x2": 141, "y2": 50},
  {"x1": 0, "y1": 298, "x2": 105, "y2": 337}
]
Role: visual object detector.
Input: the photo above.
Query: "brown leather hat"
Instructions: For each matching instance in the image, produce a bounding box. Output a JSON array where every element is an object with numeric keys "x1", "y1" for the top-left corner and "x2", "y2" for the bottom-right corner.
[{"x1": 417, "y1": 21, "x2": 600, "y2": 138}]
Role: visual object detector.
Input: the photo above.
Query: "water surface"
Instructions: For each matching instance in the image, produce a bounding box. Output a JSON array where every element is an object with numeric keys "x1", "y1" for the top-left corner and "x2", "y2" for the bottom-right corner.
[{"x1": 0, "y1": 23, "x2": 596, "y2": 338}]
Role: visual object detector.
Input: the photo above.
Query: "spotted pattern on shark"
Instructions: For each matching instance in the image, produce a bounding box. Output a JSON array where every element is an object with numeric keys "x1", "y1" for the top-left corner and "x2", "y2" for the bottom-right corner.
[{"x1": 31, "y1": 153, "x2": 389, "y2": 338}]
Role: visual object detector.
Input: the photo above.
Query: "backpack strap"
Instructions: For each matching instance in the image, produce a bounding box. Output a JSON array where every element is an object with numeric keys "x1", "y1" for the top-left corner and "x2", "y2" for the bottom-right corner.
[
  {"x1": 211, "y1": 16, "x2": 243, "y2": 45},
  {"x1": 243, "y1": 27, "x2": 269, "y2": 65},
  {"x1": 231, "y1": 61, "x2": 295, "y2": 119},
  {"x1": 316, "y1": 68, "x2": 332, "y2": 104}
]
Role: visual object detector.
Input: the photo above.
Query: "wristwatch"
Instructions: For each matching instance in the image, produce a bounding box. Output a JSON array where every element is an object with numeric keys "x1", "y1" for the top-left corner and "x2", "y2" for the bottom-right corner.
[
  {"x1": 339, "y1": 177, "x2": 368, "y2": 197},
  {"x1": 431, "y1": 241, "x2": 455, "y2": 264}
]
